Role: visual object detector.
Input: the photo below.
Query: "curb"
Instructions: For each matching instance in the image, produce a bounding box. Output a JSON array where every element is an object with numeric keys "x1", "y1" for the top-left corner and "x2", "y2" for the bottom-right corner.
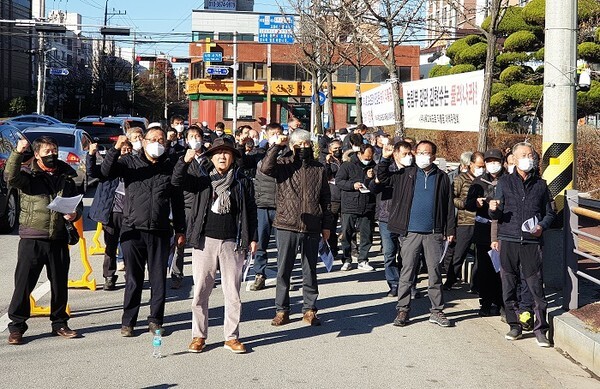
[{"x1": 552, "y1": 309, "x2": 600, "y2": 377}]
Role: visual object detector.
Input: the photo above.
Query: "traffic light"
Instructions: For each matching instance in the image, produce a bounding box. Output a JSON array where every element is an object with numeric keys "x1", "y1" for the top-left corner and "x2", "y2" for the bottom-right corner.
[
  {"x1": 136, "y1": 56, "x2": 157, "y2": 62},
  {"x1": 171, "y1": 57, "x2": 191, "y2": 63}
]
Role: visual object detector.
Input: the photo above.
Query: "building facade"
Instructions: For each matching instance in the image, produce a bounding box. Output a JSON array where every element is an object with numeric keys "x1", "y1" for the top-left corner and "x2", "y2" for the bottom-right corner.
[{"x1": 188, "y1": 10, "x2": 420, "y2": 131}]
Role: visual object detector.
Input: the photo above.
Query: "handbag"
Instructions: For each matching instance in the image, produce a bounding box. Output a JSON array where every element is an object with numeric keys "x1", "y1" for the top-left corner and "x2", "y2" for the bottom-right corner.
[{"x1": 65, "y1": 220, "x2": 80, "y2": 246}]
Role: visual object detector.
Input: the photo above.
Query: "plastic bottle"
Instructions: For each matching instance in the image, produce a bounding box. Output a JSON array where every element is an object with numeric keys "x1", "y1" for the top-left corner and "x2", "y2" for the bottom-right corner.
[{"x1": 152, "y1": 330, "x2": 162, "y2": 358}]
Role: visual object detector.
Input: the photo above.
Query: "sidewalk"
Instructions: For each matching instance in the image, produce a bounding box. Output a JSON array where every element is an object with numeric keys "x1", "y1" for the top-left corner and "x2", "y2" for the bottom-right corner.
[{"x1": 1, "y1": 240, "x2": 598, "y2": 388}]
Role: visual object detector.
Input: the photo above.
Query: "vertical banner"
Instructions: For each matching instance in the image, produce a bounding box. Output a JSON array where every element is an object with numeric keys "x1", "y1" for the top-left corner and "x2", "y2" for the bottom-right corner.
[
  {"x1": 402, "y1": 70, "x2": 484, "y2": 131},
  {"x1": 361, "y1": 82, "x2": 396, "y2": 127}
]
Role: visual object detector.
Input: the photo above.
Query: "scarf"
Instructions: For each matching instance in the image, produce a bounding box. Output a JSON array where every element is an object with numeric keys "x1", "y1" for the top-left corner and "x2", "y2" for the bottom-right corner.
[{"x1": 209, "y1": 167, "x2": 234, "y2": 214}]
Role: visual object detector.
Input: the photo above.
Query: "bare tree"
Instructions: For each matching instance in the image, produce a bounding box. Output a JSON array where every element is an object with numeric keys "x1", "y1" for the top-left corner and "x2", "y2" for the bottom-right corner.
[
  {"x1": 343, "y1": 0, "x2": 428, "y2": 138},
  {"x1": 435, "y1": 0, "x2": 510, "y2": 151}
]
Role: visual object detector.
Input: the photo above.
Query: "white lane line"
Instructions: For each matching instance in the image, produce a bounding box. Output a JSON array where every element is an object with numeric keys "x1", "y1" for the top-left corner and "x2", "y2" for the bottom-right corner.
[{"x1": 0, "y1": 280, "x2": 51, "y2": 332}]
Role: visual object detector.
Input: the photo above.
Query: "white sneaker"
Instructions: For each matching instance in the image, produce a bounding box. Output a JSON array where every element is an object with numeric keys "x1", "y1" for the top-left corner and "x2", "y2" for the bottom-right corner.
[
  {"x1": 117, "y1": 262, "x2": 126, "y2": 272},
  {"x1": 357, "y1": 261, "x2": 374, "y2": 271},
  {"x1": 340, "y1": 262, "x2": 352, "y2": 271}
]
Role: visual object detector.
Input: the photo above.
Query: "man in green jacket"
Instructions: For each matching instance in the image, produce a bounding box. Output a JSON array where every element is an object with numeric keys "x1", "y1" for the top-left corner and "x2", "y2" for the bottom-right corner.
[{"x1": 6, "y1": 136, "x2": 83, "y2": 345}]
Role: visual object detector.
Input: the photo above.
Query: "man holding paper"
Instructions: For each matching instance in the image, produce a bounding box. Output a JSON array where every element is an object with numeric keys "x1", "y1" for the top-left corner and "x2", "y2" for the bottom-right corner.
[
  {"x1": 6, "y1": 136, "x2": 83, "y2": 345},
  {"x1": 489, "y1": 142, "x2": 556, "y2": 347}
]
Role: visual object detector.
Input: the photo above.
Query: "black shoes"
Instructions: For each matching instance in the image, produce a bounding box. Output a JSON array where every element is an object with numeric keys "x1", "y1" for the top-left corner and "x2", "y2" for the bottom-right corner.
[
  {"x1": 52, "y1": 326, "x2": 78, "y2": 338},
  {"x1": 121, "y1": 326, "x2": 133, "y2": 337},
  {"x1": 387, "y1": 285, "x2": 398, "y2": 297},
  {"x1": 250, "y1": 274, "x2": 266, "y2": 291},
  {"x1": 8, "y1": 332, "x2": 23, "y2": 345},
  {"x1": 393, "y1": 311, "x2": 409, "y2": 327},
  {"x1": 104, "y1": 275, "x2": 118, "y2": 291},
  {"x1": 148, "y1": 322, "x2": 164, "y2": 335}
]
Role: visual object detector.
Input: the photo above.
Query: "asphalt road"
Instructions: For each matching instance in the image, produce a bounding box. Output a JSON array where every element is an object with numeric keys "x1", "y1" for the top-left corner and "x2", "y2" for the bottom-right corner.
[{"x1": 0, "y1": 188, "x2": 597, "y2": 388}]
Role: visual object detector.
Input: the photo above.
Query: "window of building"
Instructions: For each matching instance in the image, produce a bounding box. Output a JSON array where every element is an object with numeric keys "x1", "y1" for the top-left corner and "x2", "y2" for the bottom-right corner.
[
  {"x1": 192, "y1": 31, "x2": 214, "y2": 41},
  {"x1": 255, "y1": 63, "x2": 266, "y2": 80},
  {"x1": 224, "y1": 101, "x2": 253, "y2": 120},
  {"x1": 239, "y1": 63, "x2": 254, "y2": 80},
  {"x1": 238, "y1": 33, "x2": 254, "y2": 41},
  {"x1": 371, "y1": 66, "x2": 389, "y2": 82},
  {"x1": 191, "y1": 61, "x2": 203, "y2": 79},
  {"x1": 396, "y1": 66, "x2": 412, "y2": 82},
  {"x1": 337, "y1": 65, "x2": 357, "y2": 83},
  {"x1": 218, "y1": 32, "x2": 233, "y2": 41},
  {"x1": 347, "y1": 103, "x2": 357, "y2": 124},
  {"x1": 272, "y1": 64, "x2": 296, "y2": 80},
  {"x1": 191, "y1": 100, "x2": 199, "y2": 120}
]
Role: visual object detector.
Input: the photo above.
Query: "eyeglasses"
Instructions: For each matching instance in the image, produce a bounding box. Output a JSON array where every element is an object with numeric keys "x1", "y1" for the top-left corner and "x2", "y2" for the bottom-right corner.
[
  {"x1": 415, "y1": 152, "x2": 431, "y2": 156},
  {"x1": 145, "y1": 138, "x2": 165, "y2": 144}
]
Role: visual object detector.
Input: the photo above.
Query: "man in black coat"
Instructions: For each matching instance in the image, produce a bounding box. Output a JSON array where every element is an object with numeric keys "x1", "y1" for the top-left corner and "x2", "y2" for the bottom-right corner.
[
  {"x1": 336, "y1": 143, "x2": 377, "y2": 271},
  {"x1": 101, "y1": 129, "x2": 185, "y2": 337}
]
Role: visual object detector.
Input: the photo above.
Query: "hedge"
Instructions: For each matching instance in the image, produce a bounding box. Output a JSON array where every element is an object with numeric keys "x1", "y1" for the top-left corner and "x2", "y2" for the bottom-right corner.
[
  {"x1": 455, "y1": 42, "x2": 488, "y2": 66},
  {"x1": 507, "y1": 83, "x2": 543, "y2": 105},
  {"x1": 446, "y1": 35, "x2": 484, "y2": 63},
  {"x1": 533, "y1": 47, "x2": 544, "y2": 61},
  {"x1": 448, "y1": 64, "x2": 477, "y2": 75},
  {"x1": 429, "y1": 64, "x2": 451, "y2": 78},
  {"x1": 578, "y1": 42, "x2": 600, "y2": 62},
  {"x1": 577, "y1": 81, "x2": 600, "y2": 118},
  {"x1": 490, "y1": 91, "x2": 513, "y2": 116},
  {"x1": 500, "y1": 65, "x2": 525, "y2": 84},
  {"x1": 481, "y1": 6, "x2": 531, "y2": 34},
  {"x1": 504, "y1": 30, "x2": 539, "y2": 52},
  {"x1": 522, "y1": 0, "x2": 600, "y2": 26},
  {"x1": 496, "y1": 52, "x2": 530, "y2": 68},
  {"x1": 492, "y1": 82, "x2": 508, "y2": 95}
]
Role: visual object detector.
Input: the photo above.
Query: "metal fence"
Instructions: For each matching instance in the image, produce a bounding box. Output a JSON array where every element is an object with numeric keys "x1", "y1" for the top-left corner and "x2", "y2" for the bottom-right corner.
[{"x1": 563, "y1": 189, "x2": 600, "y2": 310}]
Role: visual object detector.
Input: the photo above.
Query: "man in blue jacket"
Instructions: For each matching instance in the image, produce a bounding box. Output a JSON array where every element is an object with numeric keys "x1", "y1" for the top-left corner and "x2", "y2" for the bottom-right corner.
[{"x1": 489, "y1": 142, "x2": 556, "y2": 347}]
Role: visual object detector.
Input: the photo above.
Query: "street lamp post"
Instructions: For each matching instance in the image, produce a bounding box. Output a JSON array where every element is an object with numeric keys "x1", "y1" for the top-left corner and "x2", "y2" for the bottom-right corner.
[{"x1": 36, "y1": 46, "x2": 56, "y2": 114}]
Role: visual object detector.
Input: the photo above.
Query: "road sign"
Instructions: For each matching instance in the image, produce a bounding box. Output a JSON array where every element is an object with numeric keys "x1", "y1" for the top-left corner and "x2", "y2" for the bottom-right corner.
[
  {"x1": 258, "y1": 15, "x2": 295, "y2": 44},
  {"x1": 203, "y1": 52, "x2": 223, "y2": 62},
  {"x1": 49, "y1": 68, "x2": 69, "y2": 76},
  {"x1": 206, "y1": 66, "x2": 229, "y2": 76},
  {"x1": 312, "y1": 91, "x2": 326, "y2": 106}
]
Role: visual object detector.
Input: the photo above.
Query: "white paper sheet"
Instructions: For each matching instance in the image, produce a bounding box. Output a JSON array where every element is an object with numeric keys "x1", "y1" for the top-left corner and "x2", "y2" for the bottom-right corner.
[
  {"x1": 47, "y1": 195, "x2": 83, "y2": 214},
  {"x1": 319, "y1": 239, "x2": 334, "y2": 272},
  {"x1": 488, "y1": 249, "x2": 501, "y2": 273},
  {"x1": 521, "y1": 216, "x2": 539, "y2": 233},
  {"x1": 438, "y1": 240, "x2": 449, "y2": 264}
]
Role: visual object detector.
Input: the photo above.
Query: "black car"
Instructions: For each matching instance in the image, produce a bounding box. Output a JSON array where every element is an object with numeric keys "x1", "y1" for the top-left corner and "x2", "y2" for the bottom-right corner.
[
  {"x1": 75, "y1": 117, "x2": 131, "y2": 154},
  {"x1": 0, "y1": 124, "x2": 22, "y2": 233}
]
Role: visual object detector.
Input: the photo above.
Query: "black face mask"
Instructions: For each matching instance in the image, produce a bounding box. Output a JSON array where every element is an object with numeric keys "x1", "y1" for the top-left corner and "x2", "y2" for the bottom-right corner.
[
  {"x1": 333, "y1": 150, "x2": 343, "y2": 159},
  {"x1": 41, "y1": 154, "x2": 58, "y2": 169},
  {"x1": 297, "y1": 147, "x2": 313, "y2": 161}
]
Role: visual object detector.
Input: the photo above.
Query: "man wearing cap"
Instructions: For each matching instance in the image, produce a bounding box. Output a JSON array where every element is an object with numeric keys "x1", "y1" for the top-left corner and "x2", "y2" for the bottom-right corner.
[
  {"x1": 172, "y1": 137, "x2": 257, "y2": 354},
  {"x1": 465, "y1": 149, "x2": 505, "y2": 317},
  {"x1": 102, "y1": 129, "x2": 185, "y2": 337}
]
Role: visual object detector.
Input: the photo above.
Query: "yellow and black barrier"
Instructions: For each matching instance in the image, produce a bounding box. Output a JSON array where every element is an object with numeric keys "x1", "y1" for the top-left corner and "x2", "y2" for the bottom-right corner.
[
  {"x1": 542, "y1": 142, "x2": 574, "y2": 214},
  {"x1": 89, "y1": 222, "x2": 105, "y2": 255},
  {"x1": 67, "y1": 218, "x2": 96, "y2": 291}
]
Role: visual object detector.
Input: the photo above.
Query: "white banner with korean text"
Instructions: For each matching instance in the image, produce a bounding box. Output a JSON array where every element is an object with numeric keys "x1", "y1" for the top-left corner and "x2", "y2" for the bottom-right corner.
[
  {"x1": 402, "y1": 70, "x2": 484, "y2": 132},
  {"x1": 361, "y1": 82, "x2": 396, "y2": 127}
]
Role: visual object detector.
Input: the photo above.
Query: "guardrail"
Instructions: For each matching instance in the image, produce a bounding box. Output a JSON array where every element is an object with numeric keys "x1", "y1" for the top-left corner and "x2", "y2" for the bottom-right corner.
[{"x1": 563, "y1": 189, "x2": 600, "y2": 310}]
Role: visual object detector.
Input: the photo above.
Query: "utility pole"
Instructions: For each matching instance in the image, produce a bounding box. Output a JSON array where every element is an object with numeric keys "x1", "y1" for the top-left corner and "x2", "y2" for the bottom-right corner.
[
  {"x1": 266, "y1": 43, "x2": 272, "y2": 124},
  {"x1": 36, "y1": 35, "x2": 45, "y2": 114},
  {"x1": 542, "y1": 0, "x2": 577, "y2": 216},
  {"x1": 130, "y1": 31, "x2": 136, "y2": 115},
  {"x1": 232, "y1": 31, "x2": 238, "y2": 132},
  {"x1": 100, "y1": 0, "x2": 126, "y2": 116},
  {"x1": 164, "y1": 60, "x2": 168, "y2": 121}
]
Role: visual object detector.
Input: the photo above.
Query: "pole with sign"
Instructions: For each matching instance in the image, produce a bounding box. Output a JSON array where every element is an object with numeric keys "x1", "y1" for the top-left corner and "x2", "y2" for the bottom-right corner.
[{"x1": 233, "y1": 31, "x2": 238, "y2": 132}]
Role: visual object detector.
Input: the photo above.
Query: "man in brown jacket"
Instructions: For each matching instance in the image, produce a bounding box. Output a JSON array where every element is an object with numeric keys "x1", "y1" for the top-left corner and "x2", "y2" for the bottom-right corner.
[{"x1": 261, "y1": 129, "x2": 334, "y2": 326}]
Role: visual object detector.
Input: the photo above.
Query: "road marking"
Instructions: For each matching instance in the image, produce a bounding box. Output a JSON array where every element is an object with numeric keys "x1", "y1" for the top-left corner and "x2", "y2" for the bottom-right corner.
[{"x1": 0, "y1": 280, "x2": 51, "y2": 332}]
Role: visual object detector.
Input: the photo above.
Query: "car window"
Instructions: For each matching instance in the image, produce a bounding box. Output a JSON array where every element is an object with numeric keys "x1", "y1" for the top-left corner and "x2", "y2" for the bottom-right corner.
[
  {"x1": 0, "y1": 129, "x2": 17, "y2": 157},
  {"x1": 24, "y1": 132, "x2": 75, "y2": 148},
  {"x1": 81, "y1": 133, "x2": 91, "y2": 151},
  {"x1": 76, "y1": 122, "x2": 124, "y2": 137},
  {"x1": 127, "y1": 120, "x2": 147, "y2": 130},
  {"x1": 13, "y1": 117, "x2": 29, "y2": 122}
]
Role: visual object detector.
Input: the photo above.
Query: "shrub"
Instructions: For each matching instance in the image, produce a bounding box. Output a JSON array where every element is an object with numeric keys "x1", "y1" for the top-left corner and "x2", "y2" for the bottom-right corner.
[
  {"x1": 490, "y1": 91, "x2": 513, "y2": 116},
  {"x1": 522, "y1": 0, "x2": 545, "y2": 26},
  {"x1": 596, "y1": 28, "x2": 600, "y2": 43},
  {"x1": 533, "y1": 47, "x2": 544, "y2": 61},
  {"x1": 507, "y1": 83, "x2": 543, "y2": 105},
  {"x1": 456, "y1": 42, "x2": 488, "y2": 66},
  {"x1": 447, "y1": 64, "x2": 477, "y2": 75},
  {"x1": 578, "y1": 81, "x2": 600, "y2": 118},
  {"x1": 504, "y1": 30, "x2": 539, "y2": 52},
  {"x1": 8, "y1": 97, "x2": 28, "y2": 116},
  {"x1": 578, "y1": 42, "x2": 600, "y2": 62},
  {"x1": 500, "y1": 65, "x2": 525, "y2": 84},
  {"x1": 482, "y1": 6, "x2": 531, "y2": 34},
  {"x1": 579, "y1": 0, "x2": 600, "y2": 21},
  {"x1": 429, "y1": 64, "x2": 451, "y2": 78},
  {"x1": 492, "y1": 82, "x2": 508, "y2": 95},
  {"x1": 496, "y1": 52, "x2": 530, "y2": 68},
  {"x1": 446, "y1": 38, "x2": 470, "y2": 63}
]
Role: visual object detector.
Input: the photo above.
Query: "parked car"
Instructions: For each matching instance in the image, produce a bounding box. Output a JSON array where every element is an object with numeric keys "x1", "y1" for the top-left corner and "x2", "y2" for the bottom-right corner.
[
  {"x1": 4, "y1": 114, "x2": 75, "y2": 131},
  {"x1": 0, "y1": 124, "x2": 22, "y2": 232},
  {"x1": 75, "y1": 117, "x2": 130, "y2": 154},
  {"x1": 115, "y1": 114, "x2": 149, "y2": 131},
  {"x1": 21, "y1": 127, "x2": 94, "y2": 193}
]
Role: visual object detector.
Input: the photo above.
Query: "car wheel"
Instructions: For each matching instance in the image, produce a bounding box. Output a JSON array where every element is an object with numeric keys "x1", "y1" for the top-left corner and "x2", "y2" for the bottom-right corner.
[{"x1": 0, "y1": 190, "x2": 19, "y2": 233}]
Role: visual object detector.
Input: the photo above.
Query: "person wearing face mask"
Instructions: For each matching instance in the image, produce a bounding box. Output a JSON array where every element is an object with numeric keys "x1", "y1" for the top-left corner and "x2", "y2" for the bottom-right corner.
[
  {"x1": 101, "y1": 130, "x2": 186, "y2": 337},
  {"x1": 465, "y1": 149, "x2": 505, "y2": 317},
  {"x1": 370, "y1": 141, "x2": 414, "y2": 296},
  {"x1": 318, "y1": 127, "x2": 336, "y2": 163},
  {"x1": 87, "y1": 140, "x2": 132, "y2": 291},
  {"x1": 336, "y1": 143, "x2": 377, "y2": 271},
  {"x1": 166, "y1": 129, "x2": 186, "y2": 164},
  {"x1": 447, "y1": 151, "x2": 473, "y2": 187},
  {"x1": 5, "y1": 136, "x2": 83, "y2": 344},
  {"x1": 378, "y1": 140, "x2": 456, "y2": 328},
  {"x1": 342, "y1": 124, "x2": 368, "y2": 152},
  {"x1": 324, "y1": 140, "x2": 344, "y2": 260},
  {"x1": 126, "y1": 127, "x2": 144, "y2": 155},
  {"x1": 489, "y1": 142, "x2": 556, "y2": 347},
  {"x1": 214, "y1": 121, "x2": 226, "y2": 138},
  {"x1": 170, "y1": 114, "x2": 186, "y2": 143},
  {"x1": 443, "y1": 151, "x2": 484, "y2": 291},
  {"x1": 260, "y1": 130, "x2": 334, "y2": 327}
]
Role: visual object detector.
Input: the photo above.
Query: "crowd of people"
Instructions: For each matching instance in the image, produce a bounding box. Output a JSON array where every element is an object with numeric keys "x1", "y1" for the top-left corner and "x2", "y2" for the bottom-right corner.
[{"x1": 5, "y1": 115, "x2": 556, "y2": 351}]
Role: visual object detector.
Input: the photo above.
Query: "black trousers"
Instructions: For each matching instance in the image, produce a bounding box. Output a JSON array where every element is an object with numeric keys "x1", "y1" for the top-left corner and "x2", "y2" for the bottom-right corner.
[
  {"x1": 500, "y1": 240, "x2": 548, "y2": 334},
  {"x1": 475, "y1": 244, "x2": 503, "y2": 308},
  {"x1": 327, "y1": 201, "x2": 341, "y2": 257},
  {"x1": 8, "y1": 238, "x2": 70, "y2": 334},
  {"x1": 102, "y1": 211, "x2": 123, "y2": 278},
  {"x1": 444, "y1": 225, "x2": 474, "y2": 285},
  {"x1": 120, "y1": 228, "x2": 171, "y2": 327},
  {"x1": 341, "y1": 212, "x2": 374, "y2": 262}
]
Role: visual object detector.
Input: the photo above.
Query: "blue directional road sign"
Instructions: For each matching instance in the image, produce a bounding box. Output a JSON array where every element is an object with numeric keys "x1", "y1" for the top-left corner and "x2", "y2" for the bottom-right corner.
[
  {"x1": 49, "y1": 68, "x2": 69, "y2": 76},
  {"x1": 258, "y1": 15, "x2": 295, "y2": 44},
  {"x1": 312, "y1": 91, "x2": 326, "y2": 106},
  {"x1": 203, "y1": 52, "x2": 222, "y2": 62},
  {"x1": 206, "y1": 66, "x2": 229, "y2": 76}
]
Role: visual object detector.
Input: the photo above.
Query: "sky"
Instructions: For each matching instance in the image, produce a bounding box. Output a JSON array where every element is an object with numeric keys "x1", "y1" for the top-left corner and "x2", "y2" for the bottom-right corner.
[{"x1": 47, "y1": 0, "x2": 283, "y2": 59}]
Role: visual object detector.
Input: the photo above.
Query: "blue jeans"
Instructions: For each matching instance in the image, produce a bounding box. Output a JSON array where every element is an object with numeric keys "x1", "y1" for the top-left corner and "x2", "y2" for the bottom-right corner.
[
  {"x1": 253, "y1": 207, "x2": 276, "y2": 277},
  {"x1": 379, "y1": 222, "x2": 399, "y2": 288}
]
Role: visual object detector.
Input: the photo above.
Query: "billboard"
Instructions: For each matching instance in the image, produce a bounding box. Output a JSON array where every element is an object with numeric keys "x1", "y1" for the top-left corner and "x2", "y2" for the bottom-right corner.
[
  {"x1": 402, "y1": 70, "x2": 484, "y2": 132},
  {"x1": 361, "y1": 82, "x2": 395, "y2": 127},
  {"x1": 205, "y1": 0, "x2": 236, "y2": 10}
]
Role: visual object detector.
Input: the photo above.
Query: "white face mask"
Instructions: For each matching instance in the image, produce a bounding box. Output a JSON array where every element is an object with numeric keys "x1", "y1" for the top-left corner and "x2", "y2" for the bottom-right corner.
[
  {"x1": 507, "y1": 165, "x2": 515, "y2": 174},
  {"x1": 400, "y1": 155, "x2": 413, "y2": 167},
  {"x1": 486, "y1": 162, "x2": 502, "y2": 174},
  {"x1": 132, "y1": 140, "x2": 142, "y2": 151},
  {"x1": 146, "y1": 142, "x2": 165, "y2": 158},
  {"x1": 216, "y1": 130, "x2": 224, "y2": 136},
  {"x1": 473, "y1": 167, "x2": 485, "y2": 177},
  {"x1": 253, "y1": 138, "x2": 260, "y2": 146},
  {"x1": 188, "y1": 139, "x2": 202, "y2": 151},
  {"x1": 415, "y1": 154, "x2": 431, "y2": 170},
  {"x1": 518, "y1": 157, "x2": 534, "y2": 173},
  {"x1": 174, "y1": 124, "x2": 184, "y2": 133},
  {"x1": 352, "y1": 146, "x2": 360, "y2": 152},
  {"x1": 361, "y1": 159, "x2": 370, "y2": 166},
  {"x1": 339, "y1": 134, "x2": 347, "y2": 142}
]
